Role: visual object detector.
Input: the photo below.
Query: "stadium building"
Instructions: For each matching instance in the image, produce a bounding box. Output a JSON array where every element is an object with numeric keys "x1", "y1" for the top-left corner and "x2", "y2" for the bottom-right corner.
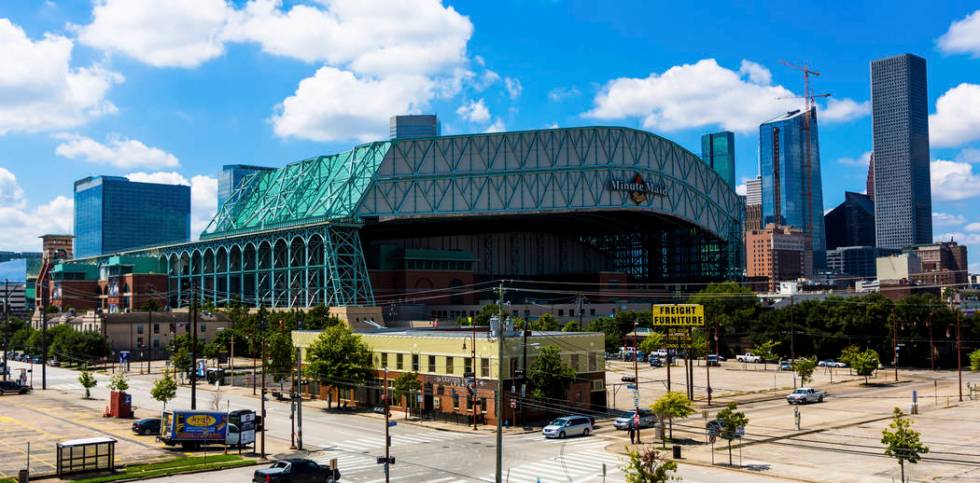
[{"x1": 71, "y1": 126, "x2": 744, "y2": 313}]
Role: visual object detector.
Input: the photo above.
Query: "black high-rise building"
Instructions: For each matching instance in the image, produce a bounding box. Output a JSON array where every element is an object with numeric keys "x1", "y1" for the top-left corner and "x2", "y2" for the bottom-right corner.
[{"x1": 825, "y1": 192, "x2": 875, "y2": 250}]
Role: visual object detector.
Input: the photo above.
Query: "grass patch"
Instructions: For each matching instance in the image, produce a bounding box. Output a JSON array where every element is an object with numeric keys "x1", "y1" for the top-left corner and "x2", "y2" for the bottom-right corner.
[{"x1": 70, "y1": 455, "x2": 255, "y2": 483}]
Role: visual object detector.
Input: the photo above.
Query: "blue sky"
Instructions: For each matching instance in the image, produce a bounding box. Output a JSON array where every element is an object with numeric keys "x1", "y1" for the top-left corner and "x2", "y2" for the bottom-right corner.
[{"x1": 1, "y1": 0, "x2": 979, "y2": 271}]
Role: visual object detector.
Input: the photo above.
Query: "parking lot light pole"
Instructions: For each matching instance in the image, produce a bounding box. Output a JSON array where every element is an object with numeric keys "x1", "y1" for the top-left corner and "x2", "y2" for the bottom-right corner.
[{"x1": 633, "y1": 321, "x2": 641, "y2": 444}]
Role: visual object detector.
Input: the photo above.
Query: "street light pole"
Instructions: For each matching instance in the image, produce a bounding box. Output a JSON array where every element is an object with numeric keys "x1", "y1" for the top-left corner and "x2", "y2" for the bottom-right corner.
[
  {"x1": 260, "y1": 318, "x2": 267, "y2": 460},
  {"x1": 472, "y1": 315, "x2": 477, "y2": 431},
  {"x1": 957, "y1": 311, "x2": 962, "y2": 402},
  {"x1": 384, "y1": 367, "x2": 390, "y2": 483},
  {"x1": 190, "y1": 283, "x2": 198, "y2": 409},
  {"x1": 494, "y1": 281, "x2": 505, "y2": 483},
  {"x1": 633, "y1": 320, "x2": 640, "y2": 444}
]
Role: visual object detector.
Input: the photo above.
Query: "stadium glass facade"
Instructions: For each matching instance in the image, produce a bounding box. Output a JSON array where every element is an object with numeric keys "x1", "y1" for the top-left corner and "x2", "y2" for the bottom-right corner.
[
  {"x1": 74, "y1": 176, "x2": 191, "y2": 259},
  {"x1": 760, "y1": 109, "x2": 827, "y2": 269},
  {"x1": 700, "y1": 131, "x2": 736, "y2": 189},
  {"x1": 92, "y1": 127, "x2": 743, "y2": 309}
]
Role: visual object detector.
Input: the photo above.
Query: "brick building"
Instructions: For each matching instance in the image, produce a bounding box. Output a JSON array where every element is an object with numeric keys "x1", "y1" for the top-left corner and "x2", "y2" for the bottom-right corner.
[{"x1": 746, "y1": 224, "x2": 811, "y2": 292}]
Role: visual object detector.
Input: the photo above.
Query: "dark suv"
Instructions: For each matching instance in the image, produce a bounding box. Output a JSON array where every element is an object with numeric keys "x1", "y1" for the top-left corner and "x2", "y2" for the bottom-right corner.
[
  {"x1": 0, "y1": 381, "x2": 31, "y2": 395},
  {"x1": 132, "y1": 418, "x2": 161, "y2": 435}
]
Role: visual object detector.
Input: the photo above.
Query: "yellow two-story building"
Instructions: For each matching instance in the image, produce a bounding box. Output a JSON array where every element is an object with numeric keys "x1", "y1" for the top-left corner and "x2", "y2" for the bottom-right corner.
[{"x1": 292, "y1": 327, "x2": 606, "y2": 426}]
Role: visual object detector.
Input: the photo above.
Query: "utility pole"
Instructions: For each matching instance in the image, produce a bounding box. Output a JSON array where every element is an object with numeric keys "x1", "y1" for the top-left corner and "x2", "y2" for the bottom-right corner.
[
  {"x1": 2, "y1": 279, "x2": 8, "y2": 382},
  {"x1": 494, "y1": 281, "x2": 505, "y2": 483},
  {"x1": 956, "y1": 310, "x2": 962, "y2": 402},
  {"x1": 190, "y1": 282, "x2": 198, "y2": 409},
  {"x1": 520, "y1": 322, "x2": 528, "y2": 428},
  {"x1": 705, "y1": 325, "x2": 712, "y2": 406},
  {"x1": 260, "y1": 317, "x2": 267, "y2": 460},
  {"x1": 147, "y1": 309, "x2": 152, "y2": 375},
  {"x1": 472, "y1": 316, "x2": 478, "y2": 431},
  {"x1": 41, "y1": 296, "x2": 47, "y2": 390},
  {"x1": 633, "y1": 321, "x2": 641, "y2": 443},
  {"x1": 384, "y1": 367, "x2": 390, "y2": 483},
  {"x1": 789, "y1": 295, "x2": 795, "y2": 361},
  {"x1": 892, "y1": 315, "x2": 899, "y2": 383},
  {"x1": 295, "y1": 344, "x2": 303, "y2": 450}
]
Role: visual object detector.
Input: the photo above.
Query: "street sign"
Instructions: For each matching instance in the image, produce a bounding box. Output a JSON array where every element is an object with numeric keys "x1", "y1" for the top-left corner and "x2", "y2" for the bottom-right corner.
[
  {"x1": 510, "y1": 398, "x2": 517, "y2": 409},
  {"x1": 387, "y1": 421, "x2": 397, "y2": 427},
  {"x1": 652, "y1": 304, "x2": 704, "y2": 326},
  {"x1": 735, "y1": 426, "x2": 745, "y2": 438},
  {"x1": 376, "y1": 456, "x2": 396, "y2": 465},
  {"x1": 626, "y1": 384, "x2": 637, "y2": 390}
]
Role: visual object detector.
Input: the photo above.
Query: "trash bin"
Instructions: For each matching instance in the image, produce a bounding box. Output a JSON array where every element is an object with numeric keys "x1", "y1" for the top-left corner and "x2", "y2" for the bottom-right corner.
[
  {"x1": 672, "y1": 444, "x2": 682, "y2": 459},
  {"x1": 18, "y1": 469, "x2": 28, "y2": 483}
]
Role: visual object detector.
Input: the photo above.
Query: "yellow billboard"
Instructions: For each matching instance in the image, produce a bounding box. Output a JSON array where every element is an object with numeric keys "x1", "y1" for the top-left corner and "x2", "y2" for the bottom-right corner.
[{"x1": 652, "y1": 304, "x2": 704, "y2": 326}]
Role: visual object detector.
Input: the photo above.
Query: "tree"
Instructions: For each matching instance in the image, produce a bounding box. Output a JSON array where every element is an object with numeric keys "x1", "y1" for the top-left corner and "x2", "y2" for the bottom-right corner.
[
  {"x1": 881, "y1": 407, "x2": 928, "y2": 482},
  {"x1": 969, "y1": 349, "x2": 980, "y2": 372},
  {"x1": 650, "y1": 391, "x2": 696, "y2": 446},
  {"x1": 622, "y1": 445, "x2": 678, "y2": 482},
  {"x1": 639, "y1": 332, "x2": 664, "y2": 356},
  {"x1": 751, "y1": 339, "x2": 780, "y2": 370},
  {"x1": 266, "y1": 330, "x2": 296, "y2": 389},
  {"x1": 531, "y1": 313, "x2": 559, "y2": 331},
  {"x1": 171, "y1": 346, "x2": 192, "y2": 382},
  {"x1": 392, "y1": 372, "x2": 422, "y2": 419},
  {"x1": 561, "y1": 321, "x2": 579, "y2": 332},
  {"x1": 690, "y1": 282, "x2": 760, "y2": 352},
  {"x1": 586, "y1": 317, "x2": 622, "y2": 352},
  {"x1": 716, "y1": 402, "x2": 749, "y2": 466},
  {"x1": 78, "y1": 366, "x2": 97, "y2": 399},
  {"x1": 151, "y1": 369, "x2": 178, "y2": 411},
  {"x1": 851, "y1": 348, "x2": 880, "y2": 384},
  {"x1": 840, "y1": 345, "x2": 861, "y2": 375},
  {"x1": 792, "y1": 357, "x2": 817, "y2": 385},
  {"x1": 305, "y1": 324, "x2": 373, "y2": 408},
  {"x1": 108, "y1": 372, "x2": 129, "y2": 392},
  {"x1": 527, "y1": 345, "x2": 575, "y2": 402}
]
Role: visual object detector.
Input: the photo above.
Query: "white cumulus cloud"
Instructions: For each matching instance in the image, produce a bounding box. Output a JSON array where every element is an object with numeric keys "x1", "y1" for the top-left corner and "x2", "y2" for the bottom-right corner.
[
  {"x1": 456, "y1": 99, "x2": 491, "y2": 123},
  {"x1": 0, "y1": 18, "x2": 122, "y2": 135},
  {"x1": 735, "y1": 183, "x2": 747, "y2": 196},
  {"x1": 54, "y1": 133, "x2": 180, "y2": 169},
  {"x1": 837, "y1": 151, "x2": 872, "y2": 167},
  {"x1": 272, "y1": 67, "x2": 434, "y2": 142},
  {"x1": 965, "y1": 222, "x2": 980, "y2": 232},
  {"x1": 126, "y1": 171, "x2": 218, "y2": 238},
  {"x1": 737, "y1": 60, "x2": 772, "y2": 85},
  {"x1": 929, "y1": 83, "x2": 980, "y2": 148},
  {"x1": 0, "y1": 168, "x2": 73, "y2": 251},
  {"x1": 484, "y1": 118, "x2": 506, "y2": 133},
  {"x1": 937, "y1": 9, "x2": 980, "y2": 57},
  {"x1": 933, "y1": 212, "x2": 966, "y2": 227},
  {"x1": 548, "y1": 86, "x2": 581, "y2": 102},
  {"x1": 504, "y1": 77, "x2": 522, "y2": 100},
  {"x1": 931, "y1": 159, "x2": 980, "y2": 201},
  {"x1": 820, "y1": 98, "x2": 870, "y2": 123}
]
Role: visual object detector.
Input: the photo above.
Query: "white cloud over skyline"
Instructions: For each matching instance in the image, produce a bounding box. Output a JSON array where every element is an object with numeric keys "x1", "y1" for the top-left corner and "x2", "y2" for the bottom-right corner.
[{"x1": 54, "y1": 133, "x2": 181, "y2": 169}]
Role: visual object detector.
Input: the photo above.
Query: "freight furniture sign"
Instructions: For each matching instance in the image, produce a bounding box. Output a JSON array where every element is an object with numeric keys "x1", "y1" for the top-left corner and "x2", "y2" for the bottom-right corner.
[{"x1": 651, "y1": 304, "x2": 704, "y2": 326}]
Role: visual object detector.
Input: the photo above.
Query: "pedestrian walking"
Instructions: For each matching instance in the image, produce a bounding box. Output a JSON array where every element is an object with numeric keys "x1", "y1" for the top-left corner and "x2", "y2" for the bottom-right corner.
[{"x1": 628, "y1": 423, "x2": 636, "y2": 444}]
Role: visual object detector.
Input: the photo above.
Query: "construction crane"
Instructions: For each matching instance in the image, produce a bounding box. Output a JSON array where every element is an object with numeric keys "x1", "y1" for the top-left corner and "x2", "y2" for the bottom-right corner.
[{"x1": 780, "y1": 60, "x2": 831, "y2": 274}]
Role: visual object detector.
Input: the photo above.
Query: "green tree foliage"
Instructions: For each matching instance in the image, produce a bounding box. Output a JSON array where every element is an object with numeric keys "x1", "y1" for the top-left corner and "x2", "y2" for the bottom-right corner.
[
  {"x1": 108, "y1": 372, "x2": 129, "y2": 392},
  {"x1": 304, "y1": 324, "x2": 373, "y2": 406},
  {"x1": 392, "y1": 372, "x2": 422, "y2": 418},
  {"x1": 651, "y1": 391, "x2": 696, "y2": 445},
  {"x1": 716, "y1": 402, "x2": 749, "y2": 465},
  {"x1": 792, "y1": 357, "x2": 817, "y2": 385},
  {"x1": 532, "y1": 313, "x2": 559, "y2": 331},
  {"x1": 561, "y1": 321, "x2": 579, "y2": 332},
  {"x1": 473, "y1": 304, "x2": 503, "y2": 326},
  {"x1": 78, "y1": 366, "x2": 97, "y2": 399},
  {"x1": 622, "y1": 446, "x2": 678, "y2": 483},
  {"x1": 751, "y1": 339, "x2": 780, "y2": 370},
  {"x1": 151, "y1": 369, "x2": 178, "y2": 410},
  {"x1": 970, "y1": 349, "x2": 980, "y2": 372},
  {"x1": 690, "y1": 282, "x2": 760, "y2": 346},
  {"x1": 638, "y1": 332, "x2": 664, "y2": 355},
  {"x1": 881, "y1": 407, "x2": 929, "y2": 482},
  {"x1": 266, "y1": 330, "x2": 295, "y2": 384},
  {"x1": 171, "y1": 346, "x2": 192, "y2": 378},
  {"x1": 851, "y1": 348, "x2": 880, "y2": 384},
  {"x1": 527, "y1": 345, "x2": 575, "y2": 401},
  {"x1": 586, "y1": 317, "x2": 622, "y2": 351}
]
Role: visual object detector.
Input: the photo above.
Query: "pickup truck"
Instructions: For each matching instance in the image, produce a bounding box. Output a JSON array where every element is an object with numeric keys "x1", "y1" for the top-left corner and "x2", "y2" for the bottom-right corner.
[
  {"x1": 736, "y1": 353, "x2": 761, "y2": 363},
  {"x1": 253, "y1": 458, "x2": 340, "y2": 483},
  {"x1": 786, "y1": 387, "x2": 826, "y2": 404}
]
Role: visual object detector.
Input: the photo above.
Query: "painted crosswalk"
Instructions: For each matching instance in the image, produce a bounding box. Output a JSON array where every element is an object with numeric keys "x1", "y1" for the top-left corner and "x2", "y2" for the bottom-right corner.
[
  {"x1": 311, "y1": 453, "x2": 378, "y2": 475},
  {"x1": 319, "y1": 431, "x2": 472, "y2": 454},
  {"x1": 480, "y1": 442, "x2": 624, "y2": 483}
]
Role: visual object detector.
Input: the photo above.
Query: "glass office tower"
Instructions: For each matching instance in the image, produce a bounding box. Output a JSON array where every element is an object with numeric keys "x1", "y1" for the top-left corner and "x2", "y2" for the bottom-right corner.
[
  {"x1": 700, "y1": 131, "x2": 736, "y2": 189},
  {"x1": 218, "y1": 164, "x2": 275, "y2": 208},
  {"x1": 759, "y1": 109, "x2": 827, "y2": 269},
  {"x1": 74, "y1": 176, "x2": 190, "y2": 258},
  {"x1": 389, "y1": 115, "x2": 440, "y2": 140},
  {"x1": 871, "y1": 54, "x2": 932, "y2": 249}
]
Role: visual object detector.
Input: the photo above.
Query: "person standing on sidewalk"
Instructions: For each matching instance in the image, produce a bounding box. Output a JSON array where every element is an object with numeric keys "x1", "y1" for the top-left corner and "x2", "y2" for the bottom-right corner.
[{"x1": 628, "y1": 423, "x2": 636, "y2": 444}]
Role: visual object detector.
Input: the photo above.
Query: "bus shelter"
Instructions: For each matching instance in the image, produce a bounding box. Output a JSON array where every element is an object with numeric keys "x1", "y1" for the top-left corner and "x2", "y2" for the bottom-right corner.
[{"x1": 57, "y1": 437, "x2": 117, "y2": 476}]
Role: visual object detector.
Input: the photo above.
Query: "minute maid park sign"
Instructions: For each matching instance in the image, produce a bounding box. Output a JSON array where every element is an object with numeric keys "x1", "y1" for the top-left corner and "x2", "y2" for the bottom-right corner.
[{"x1": 607, "y1": 172, "x2": 668, "y2": 205}]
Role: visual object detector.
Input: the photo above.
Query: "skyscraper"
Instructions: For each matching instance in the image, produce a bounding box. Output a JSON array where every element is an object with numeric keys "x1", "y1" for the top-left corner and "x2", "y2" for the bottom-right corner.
[
  {"x1": 74, "y1": 176, "x2": 190, "y2": 259},
  {"x1": 824, "y1": 192, "x2": 875, "y2": 250},
  {"x1": 700, "y1": 131, "x2": 736, "y2": 189},
  {"x1": 871, "y1": 54, "x2": 932, "y2": 249},
  {"x1": 389, "y1": 115, "x2": 440, "y2": 140},
  {"x1": 218, "y1": 164, "x2": 275, "y2": 208},
  {"x1": 744, "y1": 176, "x2": 762, "y2": 231},
  {"x1": 759, "y1": 109, "x2": 827, "y2": 269}
]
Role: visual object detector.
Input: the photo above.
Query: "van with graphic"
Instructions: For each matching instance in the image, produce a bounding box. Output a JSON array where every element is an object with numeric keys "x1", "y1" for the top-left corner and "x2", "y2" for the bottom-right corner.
[{"x1": 158, "y1": 410, "x2": 231, "y2": 449}]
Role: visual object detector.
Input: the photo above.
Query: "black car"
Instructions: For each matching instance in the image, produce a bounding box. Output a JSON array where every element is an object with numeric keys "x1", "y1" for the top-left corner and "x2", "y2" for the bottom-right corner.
[
  {"x1": 253, "y1": 458, "x2": 340, "y2": 483},
  {"x1": 132, "y1": 418, "x2": 161, "y2": 435},
  {"x1": 0, "y1": 381, "x2": 31, "y2": 395}
]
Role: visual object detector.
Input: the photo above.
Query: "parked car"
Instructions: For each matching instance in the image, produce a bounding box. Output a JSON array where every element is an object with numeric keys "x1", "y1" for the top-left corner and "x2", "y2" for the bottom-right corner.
[
  {"x1": 49, "y1": 358, "x2": 60, "y2": 367},
  {"x1": 736, "y1": 353, "x2": 761, "y2": 363},
  {"x1": 253, "y1": 458, "x2": 340, "y2": 483},
  {"x1": 620, "y1": 374, "x2": 637, "y2": 383},
  {"x1": 706, "y1": 354, "x2": 721, "y2": 367},
  {"x1": 778, "y1": 360, "x2": 793, "y2": 371},
  {"x1": 0, "y1": 381, "x2": 32, "y2": 395},
  {"x1": 787, "y1": 387, "x2": 826, "y2": 404},
  {"x1": 132, "y1": 418, "x2": 161, "y2": 435},
  {"x1": 30, "y1": 356, "x2": 41, "y2": 364},
  {"x1": 648, "y1": 356, "x2": 662, "y2": 367},
  {"x1": 542, "y1": 416, "x2": 593, "y2": 439},
  {"x1": 654, "y1": 349, "x2": 669, "y2": 358},
  {"x1": 613, "y1": 409, "x2": 657, "y2": 430},
  {"x1": 818, "y1": 359, "x2": 846, "y2": 368}
]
